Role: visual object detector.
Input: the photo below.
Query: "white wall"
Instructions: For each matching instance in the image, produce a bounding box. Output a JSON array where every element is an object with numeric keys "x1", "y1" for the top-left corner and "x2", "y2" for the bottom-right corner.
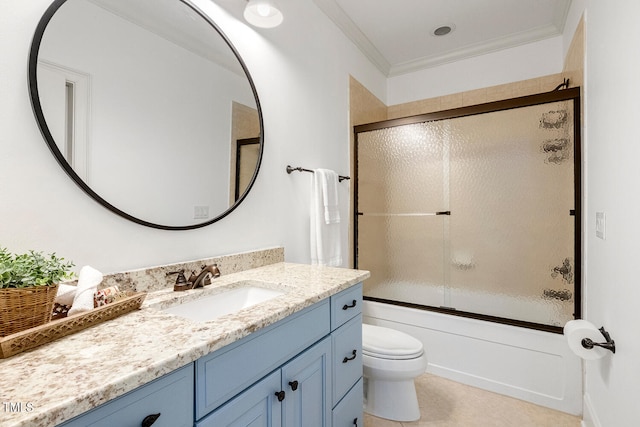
[
  {"x1": 387, "y1": 35, "x2": 564, "y2": 105},
  {"x1": 581, "y1": 1, "x2": 640, "y2": 426},
  {"x1": 0, "y1": 0, "x2": 385, "y2": 274}
]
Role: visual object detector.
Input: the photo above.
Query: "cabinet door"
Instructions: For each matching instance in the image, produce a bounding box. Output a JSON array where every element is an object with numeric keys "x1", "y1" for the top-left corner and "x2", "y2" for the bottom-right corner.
[
  {"x1": 281, "y1": 337, "x2": 332, "y2": 427},
  {"x1": 196, "y1": 370, "x2": 282, "y2": 427},
  {"x1": 58, "y1": 364, "x2": 193, "y2": 427}
]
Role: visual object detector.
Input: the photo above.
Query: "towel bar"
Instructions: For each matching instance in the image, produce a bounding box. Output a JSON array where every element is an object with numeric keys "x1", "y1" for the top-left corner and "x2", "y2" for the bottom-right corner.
[{"x1": 286, "y1": 165, "x2": 350, "y2": 182}]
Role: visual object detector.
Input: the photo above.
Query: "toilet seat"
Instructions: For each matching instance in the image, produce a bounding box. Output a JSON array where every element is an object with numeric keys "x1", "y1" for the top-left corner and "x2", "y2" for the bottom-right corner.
[{"x1": 362, "y1": 323, "x2": 424, "y2": 360}]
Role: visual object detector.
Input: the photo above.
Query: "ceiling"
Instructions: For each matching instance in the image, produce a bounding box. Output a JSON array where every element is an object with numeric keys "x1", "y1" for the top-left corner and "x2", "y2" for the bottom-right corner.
[{"x1": 312, "y1": 0, "x2": 572, "y2": 76}]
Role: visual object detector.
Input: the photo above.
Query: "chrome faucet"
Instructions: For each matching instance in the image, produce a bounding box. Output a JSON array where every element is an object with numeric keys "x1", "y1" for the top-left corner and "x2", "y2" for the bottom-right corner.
[{"x1": 167, "y1": 264, "x2": 221, "y2": 291}]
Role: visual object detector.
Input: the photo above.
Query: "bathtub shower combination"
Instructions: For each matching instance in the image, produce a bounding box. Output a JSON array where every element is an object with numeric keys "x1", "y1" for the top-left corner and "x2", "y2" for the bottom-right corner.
[{"x1": 354, "y1": 88, "x2": 584, "y2": 414}]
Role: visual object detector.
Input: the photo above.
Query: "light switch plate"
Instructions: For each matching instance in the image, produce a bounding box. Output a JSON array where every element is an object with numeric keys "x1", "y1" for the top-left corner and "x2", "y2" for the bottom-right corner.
[{"x1": 596, "y1": 212, "x2": 605, "y2": 240}]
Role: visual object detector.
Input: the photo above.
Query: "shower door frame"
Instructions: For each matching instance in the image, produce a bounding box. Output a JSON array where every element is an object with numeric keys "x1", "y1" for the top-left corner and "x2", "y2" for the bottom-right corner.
[{"x1": 353, "y1": 87, "x2": 581, "y2": 333}]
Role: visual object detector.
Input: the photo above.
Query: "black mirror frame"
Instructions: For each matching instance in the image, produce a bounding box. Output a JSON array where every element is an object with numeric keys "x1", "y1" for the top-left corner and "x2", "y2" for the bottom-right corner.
[{"x1": 28, "y1": 0, "x2": 264, "y2": 230}]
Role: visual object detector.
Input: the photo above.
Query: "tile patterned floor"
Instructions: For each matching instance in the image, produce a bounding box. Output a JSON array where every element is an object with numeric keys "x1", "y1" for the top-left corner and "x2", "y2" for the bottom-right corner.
[{"x1": 364, "y1": 374, "x2": 581, "y2": 427}]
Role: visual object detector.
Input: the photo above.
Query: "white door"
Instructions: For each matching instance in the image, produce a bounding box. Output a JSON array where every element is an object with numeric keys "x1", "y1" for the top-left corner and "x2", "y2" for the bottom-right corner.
[{"x1": 37, "y1": 60, "x2": 90, "y2": 181}]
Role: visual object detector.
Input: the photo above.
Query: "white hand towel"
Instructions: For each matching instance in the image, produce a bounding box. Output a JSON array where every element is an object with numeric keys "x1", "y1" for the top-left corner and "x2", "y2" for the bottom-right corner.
[
  {"x1": 54, "y1": 284, "x2": 77, "y2": 306},
  {"x1": 319, "y1": 169, "x2": 340, "y2": 224},
  {"x1": 68, "y1": 265, "x2": 103, "y2": 316},
  {"x1": 310, "y1": 169, "x2": 342, "y2": 267}
]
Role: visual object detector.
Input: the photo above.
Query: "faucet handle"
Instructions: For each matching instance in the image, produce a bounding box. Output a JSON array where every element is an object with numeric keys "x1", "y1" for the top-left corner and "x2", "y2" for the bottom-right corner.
[
  {"x1": 167, "y1": 270, "x2": 193, "y2": 291},
  {"x1": 211, "y1": 264, "x2": 221, "y2": 278},
  {"x1": 166, "y1": 270, "x2": 187, "y2": 285}
]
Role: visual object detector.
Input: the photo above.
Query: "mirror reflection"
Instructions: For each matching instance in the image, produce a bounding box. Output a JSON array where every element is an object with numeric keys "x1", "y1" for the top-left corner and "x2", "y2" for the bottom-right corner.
[{"x1": 32, "y1": 0, "x2": 262, "y2": 229}]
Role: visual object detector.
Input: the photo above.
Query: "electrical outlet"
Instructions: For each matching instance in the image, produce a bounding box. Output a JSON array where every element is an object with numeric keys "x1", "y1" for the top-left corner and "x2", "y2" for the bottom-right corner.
[
  {"x1": 194, "y1": 205, "x2": 209, "y2": 219},
  {"x1": 595, "y1": 212, "x2": 605, "y2": 240}
]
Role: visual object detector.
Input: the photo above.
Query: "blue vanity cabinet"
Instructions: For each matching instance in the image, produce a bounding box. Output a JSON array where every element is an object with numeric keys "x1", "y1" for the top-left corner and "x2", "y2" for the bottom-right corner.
[
  {"x1": 57, "y1": 363, "x2": 194, "y2": 427},
  {"x1": 196, "y1": 282, "x2": 363, "y2": 427},
  {"x1": 198, "y1": 337, "x2": 332, "y2": 427},
  {"x1": 194, "y1": 300, "x2": 331, "y2": 419}
]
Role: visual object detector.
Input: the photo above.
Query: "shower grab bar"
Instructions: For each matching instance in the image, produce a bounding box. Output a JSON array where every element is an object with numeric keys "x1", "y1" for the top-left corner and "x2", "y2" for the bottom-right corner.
[
  {"x1": 357, "y1": 211, "x2": 450, "y2": 216},
  {"x1": 286, "y1": 165, "x2": 350, "y2": 182}
]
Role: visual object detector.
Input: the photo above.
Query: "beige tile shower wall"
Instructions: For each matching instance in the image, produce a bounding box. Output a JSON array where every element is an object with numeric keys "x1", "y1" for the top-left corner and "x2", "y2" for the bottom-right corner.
[
  {"x1": 349, "y1": 76, "x2": 387, "y2": 268},
  {"x1": 562, "y1": 16, "x2": 585, "y2": 90}
]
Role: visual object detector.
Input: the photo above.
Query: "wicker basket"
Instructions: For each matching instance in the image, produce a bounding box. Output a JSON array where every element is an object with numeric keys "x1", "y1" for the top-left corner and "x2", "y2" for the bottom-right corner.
[{"x1": 0, "y1": 285, "x2": 58, "y2": 337}]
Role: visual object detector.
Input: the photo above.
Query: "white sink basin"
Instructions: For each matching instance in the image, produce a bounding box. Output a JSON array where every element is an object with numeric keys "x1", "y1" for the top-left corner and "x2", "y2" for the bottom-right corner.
[{"x1": 162, "y1": 285, "x2": 284, "y2": 322}]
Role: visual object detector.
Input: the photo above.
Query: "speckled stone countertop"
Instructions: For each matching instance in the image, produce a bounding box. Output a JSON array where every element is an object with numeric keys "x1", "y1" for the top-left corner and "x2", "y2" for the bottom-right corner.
[{"x1": 0, "y1": 262, "x2": 369, "y2": 427}]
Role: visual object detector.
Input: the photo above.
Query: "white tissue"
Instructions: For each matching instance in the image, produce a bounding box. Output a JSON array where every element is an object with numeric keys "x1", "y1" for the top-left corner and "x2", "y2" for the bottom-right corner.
[
  {"x1": 67, "y1": 265, "x2": 103, "y2": 316},
  {"x1": 54, "y1": 284, "x2": 77, "y2": 306},
  {"x1": 563, "y1": 319, "x2": 608, "y2": 360}
]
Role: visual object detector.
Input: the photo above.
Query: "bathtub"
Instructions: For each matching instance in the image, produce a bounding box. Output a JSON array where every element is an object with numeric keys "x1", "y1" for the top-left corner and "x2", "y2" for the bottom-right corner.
[{"x1": 363, "y1": 298, "x2": 583, "y2": 416}]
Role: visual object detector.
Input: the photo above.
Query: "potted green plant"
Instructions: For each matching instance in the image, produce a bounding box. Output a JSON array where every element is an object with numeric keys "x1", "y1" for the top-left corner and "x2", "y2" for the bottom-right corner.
[{"x1": 0, "y1": 247, "x2": 74, "y2": 336}]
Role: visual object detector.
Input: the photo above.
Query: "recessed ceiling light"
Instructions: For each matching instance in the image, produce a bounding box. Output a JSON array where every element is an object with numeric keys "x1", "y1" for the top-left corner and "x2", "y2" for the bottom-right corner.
[{"x1": 433, "y1": 25, "x2": 454, "y2": 37}]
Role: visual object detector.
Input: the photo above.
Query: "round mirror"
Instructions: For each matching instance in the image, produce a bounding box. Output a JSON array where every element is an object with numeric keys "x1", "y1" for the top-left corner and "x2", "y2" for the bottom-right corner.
[{"x1": 29, "y1": 0, "x2": 263, "y2": 230}]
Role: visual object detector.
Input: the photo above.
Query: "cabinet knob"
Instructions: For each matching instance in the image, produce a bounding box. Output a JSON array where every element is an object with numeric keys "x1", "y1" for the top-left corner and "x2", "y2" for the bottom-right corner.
[
  {"x1": 353, "y1": 417, "x2": 358, "y2": 427},
  {"x1": 289, "y1": 380, "x2": 299, "y2": 391},
  {"x1": 342, "y1": 300, "x2": 357, "y2": 310},
  {"x1": 141, "y1": 413, "x2": 161, "y2": 427},
  {"x1": 275, "y1": 390, "x2": 286, "y2": 401},
  {"x1": 342, "y1": 349, "x2": 357, "y2": 363}
]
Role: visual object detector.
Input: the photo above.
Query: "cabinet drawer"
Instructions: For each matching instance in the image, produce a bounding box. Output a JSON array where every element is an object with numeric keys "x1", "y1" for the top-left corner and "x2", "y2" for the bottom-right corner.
[
  {"x1": 58, "y1": 364, "x2": 194, "y2": 427},
  {"x1": 196, "y1": 300, "x2": 330, "y2": 419},
  {"x1": 332, "y1": 378, "x2": 363, "y2": 427},
  {"x1": 330, "y1": 283, "x2": 362, "y2": 330},
  {"x1": 332, "y1": 314, "x2": 362, "y2": 406}
]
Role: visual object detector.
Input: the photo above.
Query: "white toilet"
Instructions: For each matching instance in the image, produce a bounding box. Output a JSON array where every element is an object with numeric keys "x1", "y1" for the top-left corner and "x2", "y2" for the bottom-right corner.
[{"x1": 362, "y1": 323, "x2": 428, "y2": 422}]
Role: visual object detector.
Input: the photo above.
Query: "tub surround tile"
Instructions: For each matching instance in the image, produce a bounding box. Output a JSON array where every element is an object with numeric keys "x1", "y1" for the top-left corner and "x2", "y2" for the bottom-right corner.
[{"x1": 0, "y1": 254, "x2": 369, "y2": 427}]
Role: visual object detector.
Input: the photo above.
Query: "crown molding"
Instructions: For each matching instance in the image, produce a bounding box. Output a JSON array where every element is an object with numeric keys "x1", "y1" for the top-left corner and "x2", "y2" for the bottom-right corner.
[
  {"x1": 312, "y1": 0, "x2": 390, "y2": 75},
  {"x1": 314, "y1": 0, "x2": 571, "y2": 78}
]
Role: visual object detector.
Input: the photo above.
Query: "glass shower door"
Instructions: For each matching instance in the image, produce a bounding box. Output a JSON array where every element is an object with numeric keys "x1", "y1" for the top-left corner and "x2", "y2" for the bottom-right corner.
[
  {"x1": 447, "y1": 100, "x2": 576, "y2": 326},
  {"x1": 356, "y1": 122, "x2": 448, "y2": 308},
  {"x1": 355, "y1": 89, "x2": 580, "y2": 330}
]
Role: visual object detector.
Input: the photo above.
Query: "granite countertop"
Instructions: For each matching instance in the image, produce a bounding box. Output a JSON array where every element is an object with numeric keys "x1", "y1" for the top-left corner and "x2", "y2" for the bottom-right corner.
[{"x1": 0, "y1": 262, "x2": 369, "y2": 427}]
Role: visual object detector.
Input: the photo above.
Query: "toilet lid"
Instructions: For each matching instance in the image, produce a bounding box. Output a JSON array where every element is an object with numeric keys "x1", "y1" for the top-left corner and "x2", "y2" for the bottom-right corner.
[{"x1": 362, "y1": 323, "x2": 424, "y2": 360}]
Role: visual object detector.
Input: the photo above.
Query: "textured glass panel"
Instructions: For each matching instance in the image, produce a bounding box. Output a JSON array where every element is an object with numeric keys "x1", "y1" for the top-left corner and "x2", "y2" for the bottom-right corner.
[
  {"x1": 447, "y1": 100, "x2": 575, "y2": 326},
  {"x1": 357, "y1": 123, "x2": 446, "y2": 213},
  {"x1": 358, "y1": 215, "x2": 445, "y2": 308},
  {"x1": 356, "y1": 98, "x2": 577, "y2": 328}
]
